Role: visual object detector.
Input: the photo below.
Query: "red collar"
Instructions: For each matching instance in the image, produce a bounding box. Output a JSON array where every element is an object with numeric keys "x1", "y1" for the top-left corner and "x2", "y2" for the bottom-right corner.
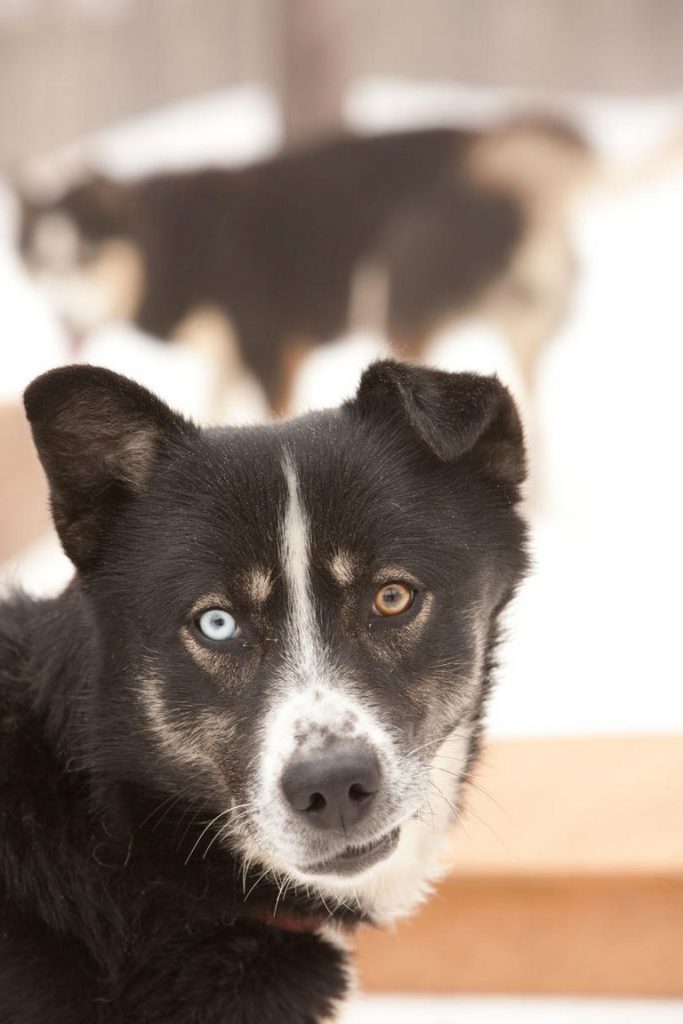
[{"x1": 246, "y1": 905, "x2": 331, "y2": 934}]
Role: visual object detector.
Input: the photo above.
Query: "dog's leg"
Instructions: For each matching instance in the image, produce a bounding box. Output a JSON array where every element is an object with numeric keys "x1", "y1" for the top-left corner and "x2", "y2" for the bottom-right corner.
[{"x1": 272, "y1": 335, "x2": 316, "y2": 417}]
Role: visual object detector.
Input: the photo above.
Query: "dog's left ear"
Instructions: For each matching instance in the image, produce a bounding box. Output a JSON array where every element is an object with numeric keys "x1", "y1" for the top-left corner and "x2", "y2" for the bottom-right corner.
[
  {"x1": 24, "y1": 365, "x2": 196, "y2": 569},
  {"x1": 354, "y1": 360, "x2": 525, "y2": 486}
]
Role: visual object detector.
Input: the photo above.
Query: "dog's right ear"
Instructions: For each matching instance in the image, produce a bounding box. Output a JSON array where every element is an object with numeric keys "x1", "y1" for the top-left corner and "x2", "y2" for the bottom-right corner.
[{"x1": 24, "y1": 365, "x2": 196, "y2": 570}]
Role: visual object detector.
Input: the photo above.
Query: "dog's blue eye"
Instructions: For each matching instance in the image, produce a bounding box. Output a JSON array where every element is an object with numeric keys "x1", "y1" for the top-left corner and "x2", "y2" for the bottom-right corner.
[{"x1": 196, "y1": 608, "x2": 239, "y2": 641}]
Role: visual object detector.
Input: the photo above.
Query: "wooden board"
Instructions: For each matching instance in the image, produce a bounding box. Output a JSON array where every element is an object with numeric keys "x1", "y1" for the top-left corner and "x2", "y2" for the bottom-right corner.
[{"x1": 355, "y1": 873, "x2": 683, "y2": 997}]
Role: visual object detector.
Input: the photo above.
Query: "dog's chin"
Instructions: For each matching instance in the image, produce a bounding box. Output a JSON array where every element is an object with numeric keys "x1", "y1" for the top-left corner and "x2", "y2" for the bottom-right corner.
[{"x1": 293, "y1": 826, "x2": 401, "y2": 880}]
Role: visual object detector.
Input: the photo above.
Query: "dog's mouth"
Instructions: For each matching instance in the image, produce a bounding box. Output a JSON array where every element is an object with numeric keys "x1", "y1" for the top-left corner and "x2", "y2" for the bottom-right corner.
[{"x1": 300, "y1": 826, "x2": 401, "y2": 877}]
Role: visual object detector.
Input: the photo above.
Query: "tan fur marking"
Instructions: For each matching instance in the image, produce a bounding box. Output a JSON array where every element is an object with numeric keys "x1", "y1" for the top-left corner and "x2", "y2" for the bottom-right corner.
[
  {"x1": 138, "y1": 672, "x2": 222, "y2": 777},
  {"x1": 173, "y1": 305, "x2": 260, "y2": 421},
  {"x1": 173, "y1": 305, "x2": 241, "y2": 374},
  {"x1": 374, "y1": 566, "x2": 422, "y2": 589},
  {"x1": 274, "y1": 336, "x2": 316, "y2": 416},
  {"x1": 462, "y1": 121, "x2": 595, "y2": 394},
  {"x1": 31, "y1": 212, "x2": 80, "y2": 268},
  {"x1": 189, "y1": 593, "x2": 232, "y2": 617},
  {"x1": 329, "y1": 550, "x2": 356, "y2": 586},
  {"x1": 349, "y1": 259, "x2": 389, "y2": 334},
  {"x1": 180, "y1": 627, "x2": 228, "y2": 676},
  {"x1": 480, "y1": 222, "x2": 575, "y2": 394},
  {"x1": 466, "y1": 120, "x2": 594, "y2": 215},
  {"x1": 90, "y1": 238, "x2": 145, "y2": 320},
  {"x1": 246, "y1": 568, "x2": 273, "y2": 605}
]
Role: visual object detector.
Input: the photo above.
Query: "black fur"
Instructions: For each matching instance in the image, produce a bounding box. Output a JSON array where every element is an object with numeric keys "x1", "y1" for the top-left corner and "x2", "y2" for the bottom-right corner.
[{"x1": 1, "y1": 362, "x2": 528, "y2": 1021}]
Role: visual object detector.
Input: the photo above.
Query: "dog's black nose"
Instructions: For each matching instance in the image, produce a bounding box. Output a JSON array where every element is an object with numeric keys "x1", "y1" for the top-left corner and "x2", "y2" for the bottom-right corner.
[{"x1": 281, "y1": 740, "x2": 381, "y2": 831}]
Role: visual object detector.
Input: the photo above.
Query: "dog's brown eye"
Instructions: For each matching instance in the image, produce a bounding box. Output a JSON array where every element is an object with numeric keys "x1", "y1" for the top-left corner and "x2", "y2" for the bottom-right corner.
[{"x1": 372, "y1": 582, "x2": 414, "y2": 617}]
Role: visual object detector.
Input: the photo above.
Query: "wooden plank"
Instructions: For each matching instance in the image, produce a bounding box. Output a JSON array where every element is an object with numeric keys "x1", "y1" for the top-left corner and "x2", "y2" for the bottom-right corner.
[{"x1": 355, "y1": 873, "x2": 683, "y2": 997}]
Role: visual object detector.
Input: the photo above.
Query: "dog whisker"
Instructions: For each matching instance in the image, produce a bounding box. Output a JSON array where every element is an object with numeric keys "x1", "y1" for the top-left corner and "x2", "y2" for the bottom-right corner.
[
  {"x1": 184, "y1": 803, "x2": 253, "y2": 865},
  {"x1": 272, "y1": 874, "x2": 290, "y2": 917},
  {"x1": 243, "y1": 866, "x2": 273, "y2": 903}
]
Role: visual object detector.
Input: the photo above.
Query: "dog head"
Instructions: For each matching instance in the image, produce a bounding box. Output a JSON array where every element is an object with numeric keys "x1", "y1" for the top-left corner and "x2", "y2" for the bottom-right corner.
[
  {"x1": 19, "y1": 177, "x2": 143, "y2": 339},
  {"x1": 25, "y1": 361, "x2": 527, "y2": 921}
]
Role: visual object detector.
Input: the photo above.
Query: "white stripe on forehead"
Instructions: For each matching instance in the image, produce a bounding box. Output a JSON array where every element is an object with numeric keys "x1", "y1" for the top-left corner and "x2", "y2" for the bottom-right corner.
[{"x1": 280, "y1": 451, "x2": 320, "y2": 678}]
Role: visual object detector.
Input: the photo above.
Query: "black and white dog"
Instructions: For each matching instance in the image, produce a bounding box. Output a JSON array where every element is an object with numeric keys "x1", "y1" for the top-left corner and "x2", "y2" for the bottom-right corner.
[{"x1": 0, "y1": 361, "x2": 528, "y2": 1022}]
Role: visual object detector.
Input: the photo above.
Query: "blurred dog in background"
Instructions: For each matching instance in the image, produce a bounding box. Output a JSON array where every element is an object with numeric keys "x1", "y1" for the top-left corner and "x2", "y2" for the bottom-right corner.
[{"x1": 19, "y1": 117, "x2": 592, "y2": 413}]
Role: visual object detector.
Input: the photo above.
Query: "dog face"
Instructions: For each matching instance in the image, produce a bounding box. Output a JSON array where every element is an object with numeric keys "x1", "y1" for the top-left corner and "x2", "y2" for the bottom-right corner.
[
  {"x1": 25, "y1": 361, "x2": 527, "y2": 920},
  {"x1": 19, "y1": 178, "x2": 143, "y2": 338}
]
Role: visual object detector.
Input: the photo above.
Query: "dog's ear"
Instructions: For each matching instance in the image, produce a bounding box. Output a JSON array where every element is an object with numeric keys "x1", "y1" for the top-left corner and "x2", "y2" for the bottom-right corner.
[
  {"x1": 24, "y1": 365, "x2": 196, "y2": 569},
  {"x1": 354, "y1": 360, "x2": 525, "y2": 486}
]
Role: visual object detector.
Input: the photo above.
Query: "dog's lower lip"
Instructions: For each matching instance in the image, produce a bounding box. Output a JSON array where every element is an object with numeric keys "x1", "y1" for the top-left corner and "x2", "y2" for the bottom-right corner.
[{"x1": 302, "y1": 827, "x2": 400, "y2": 876}]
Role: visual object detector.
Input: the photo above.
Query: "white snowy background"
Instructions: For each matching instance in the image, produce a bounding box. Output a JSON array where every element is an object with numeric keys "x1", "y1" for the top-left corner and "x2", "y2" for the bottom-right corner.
[{"x1": 0, "y1": 81, "x2": 681, "y2": 1022}]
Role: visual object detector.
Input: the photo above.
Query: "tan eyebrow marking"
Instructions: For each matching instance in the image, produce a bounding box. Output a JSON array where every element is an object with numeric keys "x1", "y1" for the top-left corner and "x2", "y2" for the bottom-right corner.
[
  {"x1": 189, "y1": 593, "x2": 232, "y2": 617},
  {"x1": 246, "y1": 568, "x2": 273, "y2": 605},
  {"x1": 329, "y1": 550, "x2": 356, "y2": 586},
  {"x1": 373, "y1": 566, "x2": 422, "y2": 588}
]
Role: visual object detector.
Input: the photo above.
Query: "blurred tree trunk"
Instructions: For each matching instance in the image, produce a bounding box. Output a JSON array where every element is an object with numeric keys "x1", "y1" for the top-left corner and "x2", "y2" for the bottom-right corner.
[{"x1": 277, "y1": 0, "x2": 350, "y2": 145}]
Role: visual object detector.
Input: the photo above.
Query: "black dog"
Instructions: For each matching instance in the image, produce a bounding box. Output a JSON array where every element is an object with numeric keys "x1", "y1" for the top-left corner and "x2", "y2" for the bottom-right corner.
[
  {"x1": 20, "y1": 120, "x2": 589, "y2": 408},
  {"x1": 0, "y1": 361, "x2": 528, "y2": 1022}
]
